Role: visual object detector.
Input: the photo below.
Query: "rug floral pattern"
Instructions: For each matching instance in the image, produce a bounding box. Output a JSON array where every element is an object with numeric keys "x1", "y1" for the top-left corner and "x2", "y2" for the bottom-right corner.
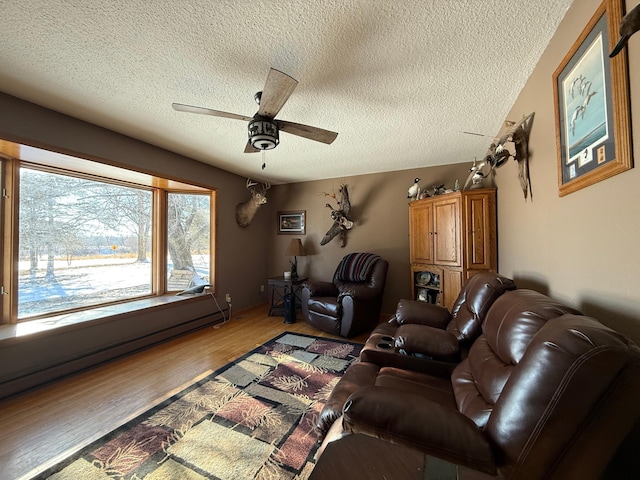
[{"x1": 36, "y1": 333, "x2": 362, "y2": 480}]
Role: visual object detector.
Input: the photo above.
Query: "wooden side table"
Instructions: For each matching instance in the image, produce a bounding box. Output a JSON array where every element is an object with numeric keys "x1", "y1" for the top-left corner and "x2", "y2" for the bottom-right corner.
[{"x1": 267, "y1": 276, "x2": 308, "y2": 324}]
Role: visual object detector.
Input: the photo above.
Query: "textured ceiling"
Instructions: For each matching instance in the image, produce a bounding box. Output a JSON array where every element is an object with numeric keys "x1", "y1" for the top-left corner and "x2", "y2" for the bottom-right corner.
[{"x1": 0, "y1": 1, "x2": 574, "y2": 184}]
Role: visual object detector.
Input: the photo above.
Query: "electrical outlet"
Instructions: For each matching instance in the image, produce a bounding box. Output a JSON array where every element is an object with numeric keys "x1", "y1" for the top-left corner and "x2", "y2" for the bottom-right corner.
[
  {"x1": 225, "y1": 293, "x2": 231, "y2": 303},
  {"x1": 260, "y1": 284, "x2": 265, "y2": 293}
]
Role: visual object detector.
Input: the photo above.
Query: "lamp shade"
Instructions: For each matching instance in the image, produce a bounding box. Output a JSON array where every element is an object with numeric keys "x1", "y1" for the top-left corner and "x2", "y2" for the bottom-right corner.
[{"x1": 285, "y1": 238, "x2": 306, "y2": 256}]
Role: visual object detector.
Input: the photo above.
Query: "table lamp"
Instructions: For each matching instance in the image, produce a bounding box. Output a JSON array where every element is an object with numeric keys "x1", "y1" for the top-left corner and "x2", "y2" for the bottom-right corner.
[{"x1": 285, "y1": 238, "x2": 306, "y2": 278}]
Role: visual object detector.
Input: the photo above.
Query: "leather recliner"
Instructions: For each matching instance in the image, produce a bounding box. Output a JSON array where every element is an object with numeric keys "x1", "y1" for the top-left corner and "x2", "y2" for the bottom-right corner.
[
  {"x1": 360, "y1": 272, "x2": 516, "y2": 374},
  {"x1": 315, "y1": 273, "x2": 516, "y2": 437},
  {"x1": 316, "y1": 288, "x2": 581, "y2": 438},
  {"x1": 301, "y1": 253, "x2": 388, "y2": 338},
  {"x1": 317, "y1": 290, "x2": 640, "y2": 479}
]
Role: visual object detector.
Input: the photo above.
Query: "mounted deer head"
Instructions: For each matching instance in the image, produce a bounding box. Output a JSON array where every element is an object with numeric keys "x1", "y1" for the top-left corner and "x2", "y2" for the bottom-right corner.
[{"x1": 235, "y1": 178, "x2": 271, "y2": 228}]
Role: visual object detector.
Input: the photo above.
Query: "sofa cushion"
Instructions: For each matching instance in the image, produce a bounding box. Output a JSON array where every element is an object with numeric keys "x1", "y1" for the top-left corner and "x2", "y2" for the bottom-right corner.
[
  {"x1": 482, "y1": 289, "x2": 582, "y2": 365},
  {"x1": 446, "y1": 272, "x2": 517, "y2": 345},
  {"x1": 375, "y1": 367, "x2": 456, "y2": 406},
  {"x1": 452, "y1": 289, "x2": 582, "y2": 428}
]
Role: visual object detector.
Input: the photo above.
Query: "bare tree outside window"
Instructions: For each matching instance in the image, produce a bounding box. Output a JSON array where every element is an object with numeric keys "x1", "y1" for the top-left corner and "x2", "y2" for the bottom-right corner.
[
  {"x1": 18, "y1": 168, "x2": 153, "y2": 318},
  {"x1": 166, "y1": 193, "x2": 210, "y2": 291}
]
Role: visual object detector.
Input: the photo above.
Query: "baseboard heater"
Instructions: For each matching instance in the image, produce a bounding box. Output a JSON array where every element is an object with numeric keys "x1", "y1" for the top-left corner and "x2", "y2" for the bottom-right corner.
[{"x1": 0, "y1": 307, "x2": 228, "y2": 401}]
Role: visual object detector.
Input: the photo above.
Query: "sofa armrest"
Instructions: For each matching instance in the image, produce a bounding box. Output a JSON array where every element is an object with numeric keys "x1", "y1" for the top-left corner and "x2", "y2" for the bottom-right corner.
[
  {"x1": 342, "y1": 386, "x2": 496, "y2": 474},
  {"x1": 395, "y1": 324, "x2": 461, "y2": 362},
  {"x1": 396, "y1": 299, "x2": 451, "y2": 328},
  {"x1": 338, "y1": 284, "x2": 381, "y2": 302},
  {"x1": 316, "y1": 362, "x2": 381, "y2": 437},
  {"x1": 303, "y1": 280, "x2": 339, "y2": 297}
]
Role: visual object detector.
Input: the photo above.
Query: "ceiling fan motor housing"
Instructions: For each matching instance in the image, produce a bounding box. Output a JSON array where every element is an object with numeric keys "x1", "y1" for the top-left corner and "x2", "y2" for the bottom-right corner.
[{"x1": 248, "y1": 116, "x2": 279, "y2": 150}]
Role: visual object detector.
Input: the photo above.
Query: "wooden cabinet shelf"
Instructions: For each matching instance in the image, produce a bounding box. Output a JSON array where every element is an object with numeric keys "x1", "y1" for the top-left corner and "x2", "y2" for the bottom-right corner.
[
  {"x1": 412, "y1": 266, "x2": 442, "y2": 305},
  {"x1": 409, "y1": 189, "x2": 497, "y2": 310}
]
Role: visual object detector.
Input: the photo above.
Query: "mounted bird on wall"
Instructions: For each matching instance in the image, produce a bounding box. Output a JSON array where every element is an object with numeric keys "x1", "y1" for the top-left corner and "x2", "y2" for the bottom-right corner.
[
  {"x1": 464, "y1": 112, "x2": 535, "y2": 200},
  {"x1": 320, "y1": 183, "x2": 353, "y2": 247},
  {"x1": 609, "y1": 2, "x2": 640, "y2": 58},
  {"x1": 463, "y1": 158, "x2": 493, "y2": 191}
]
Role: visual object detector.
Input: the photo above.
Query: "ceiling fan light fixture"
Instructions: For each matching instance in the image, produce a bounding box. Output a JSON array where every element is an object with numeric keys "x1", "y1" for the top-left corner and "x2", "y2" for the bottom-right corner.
[
  {"x1": 173, "y1": 69, "x2": 337, "y2": 152},
  {"x1": 248, "y1": 117, "x2": 279, "y2": 150}
]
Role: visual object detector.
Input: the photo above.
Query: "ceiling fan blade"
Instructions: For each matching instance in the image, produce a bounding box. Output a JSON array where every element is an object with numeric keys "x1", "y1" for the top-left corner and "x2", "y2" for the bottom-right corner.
[
  {"x1": 277, "y1": 120, "x2": 338, "y2": 145},
  {"x1": 257, "y1": 68, "x2": 298, "y2": 119},
  {"x1": 172, "y1": 103, "x2": 252, "y2": 122},
  {"x1": 244, "y1": 140, "x2": 260, "y2": 153}
]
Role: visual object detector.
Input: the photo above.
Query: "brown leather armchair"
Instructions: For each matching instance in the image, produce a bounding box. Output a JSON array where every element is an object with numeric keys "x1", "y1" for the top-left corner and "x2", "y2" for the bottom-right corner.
[
  {"x1": 318, "y1": 290, "x2": 640, "y2": 479},
  {"x1": 360, "y1": 272, "x2": 516, "y2": 374},
  {"x1": 301, "y1": 253, "x2": 388, "y2": 338}
]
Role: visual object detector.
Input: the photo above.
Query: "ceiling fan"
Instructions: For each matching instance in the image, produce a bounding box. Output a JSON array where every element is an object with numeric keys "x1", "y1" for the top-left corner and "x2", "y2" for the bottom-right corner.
[{"x1": 172, "y1": 68, "x2": 339, "y2": 154}]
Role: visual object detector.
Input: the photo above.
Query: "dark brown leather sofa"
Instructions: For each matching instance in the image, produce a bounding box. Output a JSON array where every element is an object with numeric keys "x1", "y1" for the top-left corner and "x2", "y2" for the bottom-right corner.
[
  {"x1": 317, "y1": 272, "x2": 517, "y2": 437},
  {"x1": 315, "y1": 289, "x2": 640, "y2": 479},
  {"x1": 360, "y1": 272, "x2": 516, "y2": 374},
  {"x1": 301, "y1": 253, "x2": 388, "y2": 338}
]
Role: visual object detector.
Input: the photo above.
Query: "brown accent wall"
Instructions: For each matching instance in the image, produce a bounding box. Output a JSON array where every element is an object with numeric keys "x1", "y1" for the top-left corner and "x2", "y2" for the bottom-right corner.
[
  {"x1": 494, "y1": 0, "x2": 640, "y2": 344},
  {"x1": 267, "y1": 164, "x2": 469, "y2": 315}
]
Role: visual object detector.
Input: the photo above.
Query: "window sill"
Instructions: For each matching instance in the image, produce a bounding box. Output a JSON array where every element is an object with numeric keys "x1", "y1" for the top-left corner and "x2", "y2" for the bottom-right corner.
[{"x1": 0, "y1": 294, "x2": 212, "y2": 346}]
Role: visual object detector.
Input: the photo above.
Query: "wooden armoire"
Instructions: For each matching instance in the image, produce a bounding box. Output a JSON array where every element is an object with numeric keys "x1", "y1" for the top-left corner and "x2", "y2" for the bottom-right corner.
[{"x1": 409, "y1": 188, "x2": 497, "y2": 310}]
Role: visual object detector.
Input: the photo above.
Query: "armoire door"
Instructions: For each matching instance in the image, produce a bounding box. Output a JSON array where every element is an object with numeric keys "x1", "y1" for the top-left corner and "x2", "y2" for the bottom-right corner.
[{"x1": 409, "y1": 200, "x2": 433, "y2": 264}]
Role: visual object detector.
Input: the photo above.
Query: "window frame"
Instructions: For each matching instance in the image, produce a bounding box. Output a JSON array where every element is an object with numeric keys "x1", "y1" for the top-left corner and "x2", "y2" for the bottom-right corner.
[{"x1": 0, "y1": 140, "x2": 216, "y2": 325}]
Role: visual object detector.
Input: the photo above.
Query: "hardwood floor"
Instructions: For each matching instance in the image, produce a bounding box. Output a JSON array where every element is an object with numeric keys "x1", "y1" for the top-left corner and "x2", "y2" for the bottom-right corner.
[{"x1": 0, "y1": 304, "x2": 372, "y2": 480}]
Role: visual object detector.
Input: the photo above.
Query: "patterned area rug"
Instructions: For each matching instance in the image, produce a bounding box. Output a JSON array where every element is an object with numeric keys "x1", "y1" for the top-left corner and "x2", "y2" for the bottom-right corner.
[{"x1": 35, "y1": 332, "x2": 362, "y2": 480}]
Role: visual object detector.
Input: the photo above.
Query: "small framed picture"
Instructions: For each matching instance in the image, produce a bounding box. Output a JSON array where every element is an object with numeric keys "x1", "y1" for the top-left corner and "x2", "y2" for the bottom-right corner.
[{"x1": 277, "y1": 210, "x2": 306, "y2": 235}]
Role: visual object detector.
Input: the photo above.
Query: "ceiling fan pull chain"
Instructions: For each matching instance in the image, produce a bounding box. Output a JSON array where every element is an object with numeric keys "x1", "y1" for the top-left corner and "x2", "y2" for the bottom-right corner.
[{"x1": 261, "y1": 150, "x2": 266, "y2": 170}]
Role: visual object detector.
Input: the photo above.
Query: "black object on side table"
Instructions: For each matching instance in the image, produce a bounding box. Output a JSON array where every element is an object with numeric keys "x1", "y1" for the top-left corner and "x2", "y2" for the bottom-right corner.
[{"x1": 267, "y1": 276, "x2": 308, "y2": 324}]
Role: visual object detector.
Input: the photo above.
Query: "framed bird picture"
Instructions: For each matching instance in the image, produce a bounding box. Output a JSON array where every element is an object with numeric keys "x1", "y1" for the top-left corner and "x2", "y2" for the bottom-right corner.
[
  {"x1": 552, "y1": 0, "x2": 632, "y2": 197},
  {"x1": 277, "y1": 210, "x2": 306, "y2": 235}
]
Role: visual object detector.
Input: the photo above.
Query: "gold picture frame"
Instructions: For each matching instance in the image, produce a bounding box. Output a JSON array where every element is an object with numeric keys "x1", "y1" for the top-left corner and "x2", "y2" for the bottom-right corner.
[{"x1": 553, "y1": 0, "x2": 632, "y2": 197}]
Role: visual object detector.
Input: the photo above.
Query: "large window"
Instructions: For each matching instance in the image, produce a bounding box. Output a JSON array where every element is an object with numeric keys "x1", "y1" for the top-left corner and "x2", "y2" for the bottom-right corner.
[
  {"x1": 18, "y1": 168, "x2": 154, "y2": 318},
  {"x1": 1, "y1": 141, "x2": 215, "y2": 323}
]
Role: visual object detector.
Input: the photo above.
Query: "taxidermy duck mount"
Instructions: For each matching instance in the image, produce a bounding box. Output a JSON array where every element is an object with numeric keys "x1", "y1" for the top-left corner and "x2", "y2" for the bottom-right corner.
[
  {"x1": 464, "y1": 112, "x2": 535, "y2": 200},
  {"x1": 320, "y1": 183, "x2": 353, "y2": 247},
  {"x1": 407, "y1": 177, "x2": 421, "y2": 200}
]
